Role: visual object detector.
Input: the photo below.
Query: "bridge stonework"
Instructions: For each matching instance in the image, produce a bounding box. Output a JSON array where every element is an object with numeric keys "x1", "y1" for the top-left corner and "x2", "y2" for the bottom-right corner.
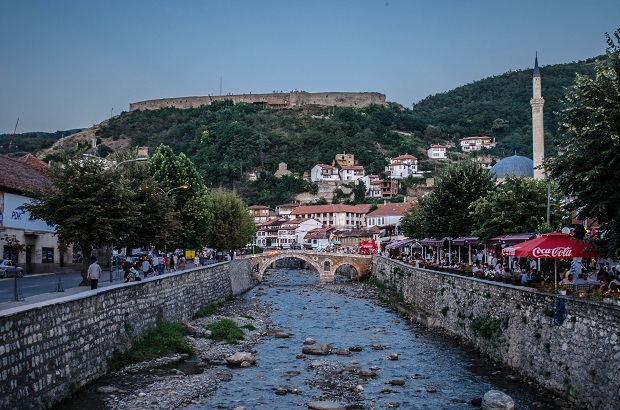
[{"x1": 247, "y1": 250, "x2": 372, "y2": 283}]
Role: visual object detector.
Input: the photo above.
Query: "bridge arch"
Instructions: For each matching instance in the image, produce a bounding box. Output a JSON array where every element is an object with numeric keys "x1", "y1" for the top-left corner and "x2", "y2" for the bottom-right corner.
[{"x1": 247, "y1": 251, "x2": 372, "y2": 283}]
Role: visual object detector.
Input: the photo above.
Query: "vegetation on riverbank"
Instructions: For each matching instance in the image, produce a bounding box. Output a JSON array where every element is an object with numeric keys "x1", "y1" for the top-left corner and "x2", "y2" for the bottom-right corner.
[{"x1": 108, "y1": 322, "x2": 193, "y2": 372}]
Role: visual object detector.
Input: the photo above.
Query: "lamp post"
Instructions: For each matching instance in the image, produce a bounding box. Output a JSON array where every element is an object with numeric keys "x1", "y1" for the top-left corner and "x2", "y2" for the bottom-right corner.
[{"x1": 110, "y1": 157, "x2": 148, "y2": 282}]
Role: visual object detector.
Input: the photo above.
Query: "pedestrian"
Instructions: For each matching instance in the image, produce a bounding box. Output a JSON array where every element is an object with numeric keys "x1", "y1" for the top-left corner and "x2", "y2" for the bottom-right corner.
[
  {"x1": 194, "y1": 254, "x2": 200, "y2": 267},
  {"x1": 170, "y1": 253, "x2": 176, "y2": 272},
  {"x1": 157, "y1": 253, "x2": 165, "y2": 275},
  {"x1": 87, "y1": 256, "x2": 103, "y2": 290},
  {"x1": 178, "y1": 257, "x2": 186, "y2": 270},
  {"x1": 141, "y1": 258, "x2": 151, "y2": 277}
]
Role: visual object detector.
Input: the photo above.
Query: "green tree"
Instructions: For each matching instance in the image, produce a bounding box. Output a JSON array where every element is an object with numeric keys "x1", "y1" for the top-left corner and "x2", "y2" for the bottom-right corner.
[
  {"x1": 24, "y1": 156, "x2": 138, "y2": 284},
  {"x1": 408, "y1": 160, "x2": 496, "y2": 238},
  {"x1": 148, "y1": 145, "x2": 210, "y2": 248},
  {"x1": 546, "y1": 31, "x2": 620, "y2": 256},
  {"x1": 469, "y1": 176, "x2": 564, "y2": 241},
  {"x1": 204, "y1": 189, "x2": 256, "y2": 252}
]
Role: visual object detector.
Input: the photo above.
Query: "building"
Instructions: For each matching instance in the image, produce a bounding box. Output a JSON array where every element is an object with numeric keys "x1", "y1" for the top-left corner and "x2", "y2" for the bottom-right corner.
[
  {"x1": 276, "y1": 203, "x2": 300, "y2": 218},
  {"x1": 489, "y1": 156, "x2": 534, "y2": 181},
  {"x1": 365, "y1": 202, "x2": 412, "y2": 239},
  {"x1": 303, "y1": 227, "x2": 335, "y2": 250},
  {"x1": 0, "y1": 155, "x2": 69, "y2": 273},
  {"x1": 427, "y1": 145, "x2": 447, "y2": 160},
  {"x1": 339, "y1": 165, "x2": 365, "y2": 181},
  {"x1": 531, "y1": 54, "x2": 545, "y2": 180},
  {"x1": 385, "y1": 154, "x2": 420, "y2": 179},
  {"x1": 460, "y1": 136, "x2": 496, "y2": 152},
  {"x1": 310, "y1": 164, "x2": 339, "y2": 182},
  {"x1": 254, "y1": 217, "x2": 286, "y2": 248},
  {"x1": 334, "y1": 152, "x2": 355, "y2": 167},
  {"x1": 248, "y1": 205, "x2": 277, "y2": 225},
  {"x1": 290, "y1": 204, "x2": 373, "y2": 230},
  {"x1": 276, "y1": 218, "x2": 322, "y2": 249},
  {"x1": 274, "y1": 162, "x2": 292, "y2": 178},
  {"x1": 332, "y1": 227, "x2": 380, "y2": 249},
  {"x1": 359, "y1": 175, "x2": 399, "y2": 199}
]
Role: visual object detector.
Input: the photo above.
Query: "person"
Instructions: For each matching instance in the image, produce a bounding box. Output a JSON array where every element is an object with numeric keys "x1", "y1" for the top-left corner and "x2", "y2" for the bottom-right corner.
[
  {"x1": 178, "y1": 257, "x2": 186, "y2": 270},
  {"x1": 157, "y1": 254, "x2": 165, "y2": 275},
  {"x1": 194, "y1": 254, "x2": 200, "y2": 267},
  {"x1": 121, "y1": 258, "x2": 132, "y2": 282},
  {"x1": 531, "y1": 271, "x2": 543, "y2": 284},
  {"x1": 141, "y1": 258, "x2": 151, "y2": 278},
  {"x1": 87, "y1": 256, "x2": 103, "y2": 290},
  {"x1": 521, "y1": 270, "x2": 532, "y2": 285},
  {"x1": 130, "y1": 266, "x2": 141, "y2": 281},
  {"x1": 573, "y1": 273, "x2": 589, "y2": 286},
  {"x1": 560, "y1": 274, "x2": 574, "y2": 286}
]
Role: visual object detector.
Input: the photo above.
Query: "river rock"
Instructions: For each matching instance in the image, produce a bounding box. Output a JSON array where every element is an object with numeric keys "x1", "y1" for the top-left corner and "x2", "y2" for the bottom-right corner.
[
  {"x1": 181, "y1": 319, "x2": 201, "y2": 335},
  {"x1": 387, "y1": 353, "x2": 399, "y2": 360},
  {"x1": 387, "y1": 379, "x2": 405, "y2": 386},
  {"x1": 358, "y1": 369, "x2": 377, "y2": 377},
  {"x1": 302, "y1": 343, "x2": 333, "y2": 355},
  {"x1": 307, "y1": 401, "x2": 346, "y2": 410},
  {"x1": 303, "y1": 338, "x2": 316, "y2": 345},
  {"x1": 275, "y1": 332, "x2": 291, "y2": 338},
  {"x1": 349, "y1": 345, "x2": 363, "y2": 352},
  {"x1": 274, "y1": 388, "x2": 287, "y2": 395},
  {"x1": 481, "y1": 390, "x2": 516, "y2": 410},
  {"x1": 335, "y1": 348, "x2": 351, "y2": 355},
  {"x1": 226, "y1": 352, "x2": 256, "y2": 366},
  {"x1": 96, "y1": 386, "x2": 119, "y2": 394}
]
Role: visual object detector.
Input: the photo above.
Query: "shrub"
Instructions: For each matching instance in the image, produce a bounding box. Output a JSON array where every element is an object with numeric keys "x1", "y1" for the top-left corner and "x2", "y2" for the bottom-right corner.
[
  {"x1": 207, "y1": 319, "x2": 245, "y2": 344},
  {"x1": 193, "y1": 303, "x2": 218, "y2": 319}
]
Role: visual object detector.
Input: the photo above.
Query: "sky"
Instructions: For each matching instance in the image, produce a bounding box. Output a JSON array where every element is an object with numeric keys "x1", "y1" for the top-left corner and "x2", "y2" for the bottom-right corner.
[{"x1": 1, "y1": 0, "x2": 618, "y2": 134}]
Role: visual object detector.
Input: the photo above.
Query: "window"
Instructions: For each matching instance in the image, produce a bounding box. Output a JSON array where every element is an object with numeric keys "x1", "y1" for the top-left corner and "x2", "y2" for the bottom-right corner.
[{"x1": 42, "y1": 247, "x2": 54, "y2": 263}]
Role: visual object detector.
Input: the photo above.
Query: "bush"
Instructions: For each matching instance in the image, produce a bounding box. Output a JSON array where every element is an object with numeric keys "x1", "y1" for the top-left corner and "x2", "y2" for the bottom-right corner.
[
  {"x1": 193, "y1": 303, "x2": 218, "y2": 319},
  {"x1": 108, "y1": 322, "x2": 193, "y2": 372},
  {"x1": 207, "y1": 319, "x2": 245, "y2": 344}
]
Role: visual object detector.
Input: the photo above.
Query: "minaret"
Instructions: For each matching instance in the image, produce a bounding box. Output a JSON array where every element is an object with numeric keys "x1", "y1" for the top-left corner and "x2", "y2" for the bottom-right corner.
[{"x1": 531, "y1": 53, "x2": 545, "y2": 180}]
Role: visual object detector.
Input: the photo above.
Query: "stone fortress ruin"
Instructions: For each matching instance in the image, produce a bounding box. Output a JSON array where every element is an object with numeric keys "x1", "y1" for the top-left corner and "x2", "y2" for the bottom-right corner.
[{"x1": 130, "y1": 91, "x2": 386, "y2": 111}]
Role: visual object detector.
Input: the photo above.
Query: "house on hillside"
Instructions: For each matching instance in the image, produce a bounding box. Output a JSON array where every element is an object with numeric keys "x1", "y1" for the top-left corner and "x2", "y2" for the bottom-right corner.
[
  {"x1": 303, "y1": 227, "x2": 335, "y2": 250},
  {"x1": 385, "y1": 154, "x2": 421, "y2": 179},
  {"x1": 460, "y1": 136, "x2": 496, "y2": 152},
  {"x1": 359, "y1": 175, "x2": 398, "y2": 199},
  {"x1": 0, "y1": 155, "x2": 71, "y2": 273},
  {"x1": 276, "y1": 203, "x2": 300, "y2": 218},
  {"x1": 311, "y1": 164, "x2": 339, "y2": 182},
  {"x1": 340, "y1": 165, "x2": 365, "y2": 181},
  {"x1": 274, "y1": 162, "x2": 292, "y2": 178},
  {"x1": 290, "y1": 204, "x2": 373, "y2": 230},
  {"x1": 248, "y1": 205, "x2": 277, "y2": 225},
  {"x1": 427, "y1": 145, "x2": 447, "y2": 160},
  {"x1": 334, "y1": 152, "x2": 355, "y2": 167}
]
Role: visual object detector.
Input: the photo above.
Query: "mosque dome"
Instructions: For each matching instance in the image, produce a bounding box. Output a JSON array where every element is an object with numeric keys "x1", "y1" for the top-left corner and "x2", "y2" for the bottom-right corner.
[{"x1": 489, "y1": 155, "x2": 534, "y2": 178}]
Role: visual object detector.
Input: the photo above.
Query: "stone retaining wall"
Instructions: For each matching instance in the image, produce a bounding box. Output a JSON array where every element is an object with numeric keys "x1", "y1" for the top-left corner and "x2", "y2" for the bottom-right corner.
[
  {"x1": 0, "y1": 260, "x2": 255, "y2": 410},
  {"x1": 372, "y1": 257, "x2": 620, "y2": 410}
]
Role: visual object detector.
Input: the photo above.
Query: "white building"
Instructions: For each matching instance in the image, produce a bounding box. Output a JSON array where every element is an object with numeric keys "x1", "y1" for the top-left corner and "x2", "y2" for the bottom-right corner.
[
  {"x1": 385, "y1": 154, "x2": 420, "y2": 179},
  {"x1": 276, "y1": 218, "x2": 322, "y2": 249},
  {"x1": 310, "y1": 164, "x2": 339, "y2": 182},
  {"x1": 339, "y1": 165, "x2": 365, "y2": 181},
  {"x1": 460, "y1": 136, "x2": 496, "y2": 152},
  {"x1": 290, "y1": 204, "x2": 373, "y2": 230},
  {"x1": 427, "y1": 145, "x2": 447, "y2": 160},
  {"x1": 365, "y1": 202, "x2": 413, "y2": 241}
]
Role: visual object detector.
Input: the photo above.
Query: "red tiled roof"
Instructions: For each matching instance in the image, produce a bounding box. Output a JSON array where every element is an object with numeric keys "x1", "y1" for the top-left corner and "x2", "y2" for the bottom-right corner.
[
  {"x1": 291, "y1": 204, "x2": 373, "y2": 215},
  {"x1": 248, "y1": 205, "x2": 273, "y2": 210},
  {"x1": 316, "y1": 164, "x2": 336, "y2": 169},
  {"x1": 366, "y1": 202, "x2": 413, "y2": 217},
  {"x1": 394, "y1": 154, "x2": 417, "y2": 160},
  {"x1": 0, "y1": 155, "x2": 52, "y2": 194},
  {"x1": 340, "y1": 165, "x2": 364, "y2": 170}
]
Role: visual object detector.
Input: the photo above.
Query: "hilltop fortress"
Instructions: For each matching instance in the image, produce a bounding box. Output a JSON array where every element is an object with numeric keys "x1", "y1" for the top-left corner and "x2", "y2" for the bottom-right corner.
[{"x1": 130, "y1": 91, "x2": 386, "y2": 111}]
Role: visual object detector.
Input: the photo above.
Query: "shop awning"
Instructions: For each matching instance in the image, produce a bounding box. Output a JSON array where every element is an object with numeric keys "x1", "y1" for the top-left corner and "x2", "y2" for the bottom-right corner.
[
  {"x1": 386, "y1": 239, "x2": 414, "y2": 249},
  {"x1": 420, "y1": 238, "x2": 446, "y2": 247},
  {"x1": 487, "y1": 233, "x2": 537, "y2": 245},
  {"x1": 451, "y1": 236, "x2": 480, "y2": 246}
]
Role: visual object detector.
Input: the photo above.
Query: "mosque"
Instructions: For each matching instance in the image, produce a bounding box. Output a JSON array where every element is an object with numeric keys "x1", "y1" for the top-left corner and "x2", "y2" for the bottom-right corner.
[{"x1": 490, "y1": 55, "x2": 545, "y2": 181}]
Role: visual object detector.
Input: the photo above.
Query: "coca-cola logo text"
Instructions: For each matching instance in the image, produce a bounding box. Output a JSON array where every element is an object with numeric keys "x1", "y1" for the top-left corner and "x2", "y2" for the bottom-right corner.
[{"x1": 532, "y1": 247, "x2": 572, "y2": 258}]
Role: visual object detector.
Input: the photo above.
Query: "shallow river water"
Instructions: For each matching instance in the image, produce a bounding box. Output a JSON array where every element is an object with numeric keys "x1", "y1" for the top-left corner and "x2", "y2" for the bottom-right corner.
[{"x1": 186, "y1": 267, "x2": 559, "y2": 410}]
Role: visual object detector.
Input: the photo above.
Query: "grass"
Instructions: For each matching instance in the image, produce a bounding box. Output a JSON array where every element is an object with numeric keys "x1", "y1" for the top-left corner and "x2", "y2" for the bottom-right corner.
[
  {"x1": 193, "y1": 303, "x2": 218, "y2": 319},
  {"x1": 108, "y1": 322, "x2": 193, "y2": 372},
  {"x1": 207, "y1": 319, "x2": 245, "y2": 344}
]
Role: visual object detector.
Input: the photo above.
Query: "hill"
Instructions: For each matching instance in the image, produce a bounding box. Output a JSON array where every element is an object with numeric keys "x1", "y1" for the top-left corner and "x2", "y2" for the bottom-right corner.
[{"x1": 28, "y1": 56, "x2": 601, "y2": 206}]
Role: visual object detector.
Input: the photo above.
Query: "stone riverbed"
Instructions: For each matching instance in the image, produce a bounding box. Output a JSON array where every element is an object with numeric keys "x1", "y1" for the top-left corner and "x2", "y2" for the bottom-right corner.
[{"x1": 53, "y1": 267, "x2": 564, "y2": 410}]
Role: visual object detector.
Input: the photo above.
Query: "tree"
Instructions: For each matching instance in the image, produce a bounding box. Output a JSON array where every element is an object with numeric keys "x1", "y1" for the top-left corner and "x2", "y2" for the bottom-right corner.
[
  {"x1": 148, "y1": 145, "x2": 210, "y2": 248},
  {"x1": 469, "y1": 176, "x2": 564, "y2": 241},
  {"x1": 546, "y1": 31, "x2": 620, "y2": 257},
  {"x1": 24, "y1": 156, "x2": 138, "y2": 284},
  {"x1": 204, "y1": 189, "x2": 256, "y2": 252},
  {"x1": 404, "y1": 160, "x2": 496, "y2": 239}
]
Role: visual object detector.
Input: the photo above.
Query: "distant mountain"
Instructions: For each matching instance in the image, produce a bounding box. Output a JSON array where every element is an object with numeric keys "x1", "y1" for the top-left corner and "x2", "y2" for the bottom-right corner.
[
  {"x1": 30, "y1": 56, "x2": 601, "y2": 205},
  {"x1": 0, "y1": 129, "x2": 82, "y2": 157}
]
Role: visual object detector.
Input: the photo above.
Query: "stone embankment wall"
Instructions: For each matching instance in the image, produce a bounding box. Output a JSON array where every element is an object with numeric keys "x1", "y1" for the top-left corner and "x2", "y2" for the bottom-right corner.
[
  {"x1": 0, "y1": 260, "x2": 255, "y2": 410},
  {"x1": 372, "y1": 257, "x2": 620, "y2": 410},
  {"x1": 129, "y1": 91, "x2": 386, "y2": 111}
]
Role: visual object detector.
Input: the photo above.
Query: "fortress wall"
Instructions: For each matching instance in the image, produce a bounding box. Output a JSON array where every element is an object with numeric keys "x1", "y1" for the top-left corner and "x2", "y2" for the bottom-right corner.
[{"x1": 129, "y1": 91, "x2": 386, "y2": 111}]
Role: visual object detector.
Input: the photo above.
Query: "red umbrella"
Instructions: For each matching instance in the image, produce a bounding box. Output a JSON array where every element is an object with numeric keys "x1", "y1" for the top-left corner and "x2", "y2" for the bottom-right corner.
[{"x1": 501, "y1": 232, "x2": 599, "y2": 284}]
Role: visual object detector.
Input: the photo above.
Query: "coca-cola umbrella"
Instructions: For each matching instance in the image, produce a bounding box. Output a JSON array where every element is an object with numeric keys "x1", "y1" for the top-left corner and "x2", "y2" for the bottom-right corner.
[{"x1": 501, "y1": 232, "x2": 599, "y2": 284}]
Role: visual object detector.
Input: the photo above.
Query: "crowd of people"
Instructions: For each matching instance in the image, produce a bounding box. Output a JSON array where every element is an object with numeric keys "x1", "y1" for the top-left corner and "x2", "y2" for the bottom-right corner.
[{"x1": 120, "y1": 252, "x2": 187, "y2": 283}]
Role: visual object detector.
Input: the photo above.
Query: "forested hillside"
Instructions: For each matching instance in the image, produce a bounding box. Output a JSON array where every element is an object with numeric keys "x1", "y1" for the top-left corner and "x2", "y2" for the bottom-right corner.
[{"x1": 25, "y1": 56, "x2": 601, "y2": 206}]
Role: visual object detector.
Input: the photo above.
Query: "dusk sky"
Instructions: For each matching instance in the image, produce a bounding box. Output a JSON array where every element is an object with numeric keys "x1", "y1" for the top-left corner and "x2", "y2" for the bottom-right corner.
[{"x1": 1, "y1": 0, "x2": 618, "y2": 134}]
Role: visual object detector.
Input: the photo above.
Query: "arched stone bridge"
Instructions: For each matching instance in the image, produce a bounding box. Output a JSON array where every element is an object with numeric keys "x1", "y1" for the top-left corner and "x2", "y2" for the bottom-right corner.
[{"x1": 246, "y1": 250, "x2": 373, "y2": 283}]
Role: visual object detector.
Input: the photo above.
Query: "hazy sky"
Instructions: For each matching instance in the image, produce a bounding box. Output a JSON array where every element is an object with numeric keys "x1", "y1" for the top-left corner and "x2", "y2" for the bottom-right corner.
[{"x1": 1, "y1": 0, "x2": 618, "y2": 133}]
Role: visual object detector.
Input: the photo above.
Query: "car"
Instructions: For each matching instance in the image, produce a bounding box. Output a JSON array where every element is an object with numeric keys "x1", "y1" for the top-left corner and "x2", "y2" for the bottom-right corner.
[{"x1": 0, "y1": 260, "x2": 24, "y2": 278}]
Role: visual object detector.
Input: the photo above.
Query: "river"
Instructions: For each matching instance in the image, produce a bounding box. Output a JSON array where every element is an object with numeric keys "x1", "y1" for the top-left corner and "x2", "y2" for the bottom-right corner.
[{"x1": 55, "y1": 266, "x2": 561, "y2": 409}]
